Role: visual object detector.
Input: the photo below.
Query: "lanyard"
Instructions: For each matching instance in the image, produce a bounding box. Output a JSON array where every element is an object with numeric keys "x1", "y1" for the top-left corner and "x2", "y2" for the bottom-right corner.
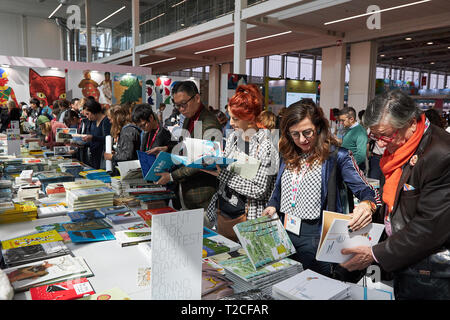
[
  {"x1": 146, "y1": 126, "x2": 160, "y2": 151},
  {"x1": 291, "y1": 163, "x2": 310, "y2": 207}
]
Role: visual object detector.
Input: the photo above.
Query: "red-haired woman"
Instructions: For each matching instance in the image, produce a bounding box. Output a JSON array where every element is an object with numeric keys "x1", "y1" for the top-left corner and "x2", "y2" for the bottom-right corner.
[
  {"x1": 262, "y1": 99, "x2": 380, "y2": 279},
  {"x1": 203, "y1": 84, "x2": 279, "y2": 242}
]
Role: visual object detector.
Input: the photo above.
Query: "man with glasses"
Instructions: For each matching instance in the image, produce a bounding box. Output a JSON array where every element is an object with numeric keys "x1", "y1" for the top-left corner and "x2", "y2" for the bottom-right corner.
[
  {"x1": 154, "y1": 81, "x2": 223, "y2": 228},
  {"x1": 340, "y1": 90, "x2": 450, "y2": 300}
]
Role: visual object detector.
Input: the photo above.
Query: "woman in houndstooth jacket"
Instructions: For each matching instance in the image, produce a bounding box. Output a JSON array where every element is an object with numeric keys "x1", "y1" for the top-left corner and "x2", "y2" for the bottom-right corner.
[{"x1": 202, "y1": 84, "x2": 279, "y2": 242}]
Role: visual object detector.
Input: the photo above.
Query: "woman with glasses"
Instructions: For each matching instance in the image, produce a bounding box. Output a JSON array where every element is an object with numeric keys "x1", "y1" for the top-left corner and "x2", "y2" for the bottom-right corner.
[
  {"x1": 203, "y1": 84, "x2": 279, "y2": 242},
  {"x1": 263, "y1": 99, "x2": 380, "y2": 279}
]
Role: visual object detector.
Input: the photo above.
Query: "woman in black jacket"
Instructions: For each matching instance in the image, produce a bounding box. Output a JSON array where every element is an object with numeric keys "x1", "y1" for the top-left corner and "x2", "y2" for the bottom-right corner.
[{"x1": 104, "y1": 104, "x2": 141, "y2": 176}]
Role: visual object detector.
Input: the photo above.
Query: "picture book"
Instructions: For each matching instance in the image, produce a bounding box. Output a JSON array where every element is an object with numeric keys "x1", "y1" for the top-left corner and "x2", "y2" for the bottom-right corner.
[
  {"x1": 30, "y1": 277, "x2": 95, "y2": 300},
  {"x1": 136, "y1": 207, "x2": 177, "y2": 221},
  {"x1": 3, "y1": 255, "x2": 86, "y2": 292},
  {"x1": 112, "y1": 222, "x2": 150, "y2": 231},
  {"x1": 35, "y1": 223, "x2": 70, "y2": 243},
  {"x1": 116, "y1": 160, "x2": 143, "y2": 181},
  {"x1": 1, "y1": 241, "x2": 72, "y2": 268},
  {"x1": 233, "y1": 216, "x2": 296, "y2": 269},
  {"x1": 67, "y1": 209, "x2": 105, "y2": 222},
  {"x1": 1, "y1": 230, "x2": 64, "y2": 250},
  {"x1": 55, "y1": 128, "x2": 77, "y2": 143},
  {"x1": 62, "y1": 219, "x2": 112, "y2": 232},
  {"x1": 105, "y1": 210, "x2": 143, "y2": 224},
  {"x1": 98, "y1": 205, "x2": 130, "y2": 216},
  {"x1": 203, "y1": 227, "x2": 218, "y2": 238},
  {"x1": 78, "y1": 287, "x2": 131, "y2": 300},
  {"x1": 68, "y1": 229, "x2": 115, "y2": 243},
  {"x1": 66, "y1": 187, "x2": 115, "y2": 200},
  {"x1": 202, "y1": 238, "x2": 232, "y2": 258},
  {"x1": 114, "y1": 228, "x2": 152, "y2": 247},
  {"x1": 316, "y1": 211, "x2": 385, "y2": 264},
  {"x1": 201, "y1": 261, "x2": 233, "y2": 296}
]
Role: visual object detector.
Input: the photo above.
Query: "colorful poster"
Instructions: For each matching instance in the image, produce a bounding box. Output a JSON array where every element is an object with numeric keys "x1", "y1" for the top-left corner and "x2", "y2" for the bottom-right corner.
[
  {"x1": 67, "y1": 70, "x2": 111, "y2": 106},
  {"x1": 29, "y1": 68, "x2": 66, "y2": 108},
  {"x1": 0, "y1": 66, "x2": 30, "y2": 107},
  {"x1": 112, "y1": 73, "x2": 144, "y2": 105}
]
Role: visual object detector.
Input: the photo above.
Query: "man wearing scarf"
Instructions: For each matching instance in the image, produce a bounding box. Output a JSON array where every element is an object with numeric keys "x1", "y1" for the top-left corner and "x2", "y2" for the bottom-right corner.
[{"x1": 339, "y1": 90, "x2": 450, "y2": 300}]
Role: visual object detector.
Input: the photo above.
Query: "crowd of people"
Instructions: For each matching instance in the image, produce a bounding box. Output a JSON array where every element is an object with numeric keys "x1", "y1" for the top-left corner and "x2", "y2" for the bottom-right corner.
[{"x1": 1, "y1": 81, "x2": 449, "y2": 300}]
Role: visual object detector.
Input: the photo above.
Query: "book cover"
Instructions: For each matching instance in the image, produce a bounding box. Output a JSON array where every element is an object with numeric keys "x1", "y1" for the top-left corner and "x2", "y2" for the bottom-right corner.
[
  {"x1": 3, "y1": 255, "x2": 86, "y2": 292},
  {"x1": 117, "y1": 160, "x2": 143, "y2": 181},
  {"x1": 105, "y1": 210, "x2": 143, "y2": 224},
  {"x1": 114, "y1": 228, "x2": 152, "y2": 247},
  {"x1": 62, "y1": 219, "x2": 112, "y2": 232},
  {"x1": 67, "y1": 209, "x2": 105, "y2": 222},
  {"x1": 203, "y1": 227, "x2": 218, "y2": 238},
  {"x1": 316, "y1": 211, "x2": 385, "y2": 264},
  {"x1": 98, "y1": 205, "x2": 130, "y2": 216},
  {"x1": 55, "y1": 128, "x2": 77, "y2": 143},
  {"x1": 35, "y1": 223, "x2": 70, "y2": 243},
  {"x1": 67, "y1": 187, "x2": 115, "y2": 200},
  {"x1": 2, "y1": 241, "x2": 71, "y2": 268},
  {"x1": 201, "y1": 261, "x2": 233, "y2": 296},
  {"x1": 68, "y1": 229, "x2": 115, "y2": 243},
  {"x1": 202, "y1": 238, "x2": 232, "y2": 258},
  {"x1": 233, "y1": 216, "x2": 296, "y2": 269},
  {"x1": 137, "y1": 207, "x2": 176, "y2": 221},
  {"x1": 1, "y1": 230, "x2": 64, "y2": 250},
  {"x1": 30, "y1": 277, "x2": 95, "y2": 300}
]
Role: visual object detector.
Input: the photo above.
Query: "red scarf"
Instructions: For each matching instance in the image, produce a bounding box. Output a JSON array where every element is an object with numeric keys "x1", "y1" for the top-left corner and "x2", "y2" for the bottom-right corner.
[
  {"x1": 380, "y1": 114, "x2": 426, "y2": 214},
  {"x1": 187, "y1": 105, "x2": 203, "y2": 134}
]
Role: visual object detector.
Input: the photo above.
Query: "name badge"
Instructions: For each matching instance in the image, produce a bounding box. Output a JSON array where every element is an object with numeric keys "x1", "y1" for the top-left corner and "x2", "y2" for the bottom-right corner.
[{"x1": 284, "y1": 214, "x2": 301, "y2": 236}]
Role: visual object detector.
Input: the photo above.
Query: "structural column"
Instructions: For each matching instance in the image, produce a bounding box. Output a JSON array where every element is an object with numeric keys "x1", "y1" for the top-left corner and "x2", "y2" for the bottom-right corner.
[
  {"x1": 85, "y1": 0, "x2": 92, "y2": 62},
  {"x1": 208, "y1": 64, "x2": 220, "y2": 110},
  {"x1": 233, "y1": 0, "x2": 247, "y2": 74},
  {"x1": 320, "y1": 44, "x2": 346, "y2": 120},
  {"x1": 348, "y1": 41, "x2": 378, "y2": 115},
  {"x1": 131, "y1": 0, "x2": 140, "y2": 66}
]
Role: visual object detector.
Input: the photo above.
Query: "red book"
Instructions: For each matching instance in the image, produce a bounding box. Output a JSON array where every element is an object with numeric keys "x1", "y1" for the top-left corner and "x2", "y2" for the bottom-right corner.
[
  {"x1": 137, "y1": 207, "x2": 177, "y2": 221},
  {"x1": 29, "y1": 278, "x2": 95, "y2": 300}
]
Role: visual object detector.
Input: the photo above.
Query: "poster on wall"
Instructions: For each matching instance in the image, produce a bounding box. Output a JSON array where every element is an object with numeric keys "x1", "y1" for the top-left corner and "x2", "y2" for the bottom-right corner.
[
  {"x1": 67, "y1": 70, "x2": 112, "y2": 106},
  {"x1": 0, "y1": 66, "x2": 29, "y2": 107},
  {"x1": 29, "y1": 68, "x2": 66, "y2": 108},
  {"x1": 267, "y1": 79, "x2": 286, "y2": 116},
  {"x1": 112, "y1": 73, "x2": 144, "y2": 106}
]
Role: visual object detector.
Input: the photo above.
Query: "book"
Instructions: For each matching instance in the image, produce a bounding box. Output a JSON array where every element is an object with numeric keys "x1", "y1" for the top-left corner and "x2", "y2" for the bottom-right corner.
[
  {"x1": 1, "y1": 241, "x2": 72, "y2": 268},
  {"x1": 53, "y1": 146, "x2": 70, "y2": 156},
  {"x1": 67, "y1": 209, "x2": 105, "y2": 222},
  {"x1": 316, "y1": 211, "x2": 385, "y2": 264},
  {"x1": 233, "y1": 216, "x2": 296, "y2": 269},
  {"x1": 3, "y1": 255, "x2": 87, "y2": 292},
  {"x1": 66, "y1": 187, "x2": 115, "y2": 201},
  {"x1": 114, "y1": 228, "x2": 152, "y2": 247},
  {"x1": 1, "y1": 230, "x2": 63, "y2": 250},
  {"x1": 35, "y1": 223, "x2": 70, "y2": 243},
  {"x1": 202, "y1": 238, "x2": 232, "y2": 258},
  {"x1": 105, "y1": 210, "x2": 143, "y2": 225},
  {"x1": 136, "y1": 207, "x2": 177, "y2": 221},
  {"x1": 67, "y1": 229, "x2": 116, "y2": 243},
  {"x1": 201, "y1": 261, "x2": 233, "y2": 297},
  {"x1": 272, "y1": 269, "x2": 351, "y2": 300},
  {"x1": 116, "y1": 160, "x2": 143, "y2": 181},
  {"x1": 55, "y1": 128, "x2": 77, "y2": 143},
  {"x1": 203, "y1": 227, "x2": 218, "y2": 238},
  {"x1": 137, "y1": 138, "x2": 235, "y2": 182},
  {"x1": 98, "y1": 205, "x2": 130, "y2": 216},
  {"x1": 62, "y1": 219, "x2": 113, "y2": 232},
  {"x1": 30, "y1": 278, "x2": 95, "y2": 300}
]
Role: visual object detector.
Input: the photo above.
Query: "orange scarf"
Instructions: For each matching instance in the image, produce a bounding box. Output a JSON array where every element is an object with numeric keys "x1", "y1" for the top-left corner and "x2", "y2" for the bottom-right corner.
[{"x1": 380, "y1": 114, "x2": 426, "y2": 214}]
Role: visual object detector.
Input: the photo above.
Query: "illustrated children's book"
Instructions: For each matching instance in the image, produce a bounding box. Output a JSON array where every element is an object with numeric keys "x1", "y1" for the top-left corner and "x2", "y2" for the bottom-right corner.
[
  {"x1": 30, "y1": 277, "x2": 95, "y2": 300},
  {"x1": 67, "y1": 229, "x2": 115, "y2": 243},
  {"x1": 67, "y1": 209, "x2": 105, "y2": 222},
  {"x1": 1, "y1": 230, "x2": 64, "y2": 250}
]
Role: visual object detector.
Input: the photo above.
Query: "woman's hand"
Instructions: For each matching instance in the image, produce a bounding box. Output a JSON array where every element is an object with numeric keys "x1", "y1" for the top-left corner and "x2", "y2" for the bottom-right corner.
[
  {"x1": 82, "y1": 134, "x2": 93, "y2": 142},
  {"x1": 262, "y1": 206, "x2": 277, "y2": 218},
  {"x1": 103, "y1": 151, "x2": 114, "y2": 161},
  {"x1": 348, "y1": 200, "x2": 374, "y2": 232},
  {"x1": 146, "y1": 146, "x2": 168, "y2": 155}
]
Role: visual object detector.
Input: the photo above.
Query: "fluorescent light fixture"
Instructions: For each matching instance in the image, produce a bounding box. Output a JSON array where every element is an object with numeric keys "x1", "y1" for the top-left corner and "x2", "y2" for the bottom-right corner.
[
  {"x1": 324, "y1": 0, "x2": 432, "y2": 25},
  {"x1": 1, "y1": 64, "x2": 10, "y2": 68},
  {"x1": 50, "y1": 67, "x2": 59, "y2": 71},
  {"x1": 405, "y1": 37, "x2": 412, "y2": 41},
  {"x1": 398, "y1": 57, "x2": 403, "y2": 60},
  {"x1": 379, "y1": 54, "x2": 385, "y2": 57},
  {"x1": 427, "y1": 41, "x2": 434, "y2": 45},
  {"x1": 430, "y1": 62, "x2": 435, "y2": 64},
  {"x1": 194, "y1": 31, "x2": 292, "y2": 55},
  {"x1": 171, "y1": 0, "x2": 187, "y2": 8},
  {"x1": 48, "y1": 3, "x2": 62, "y2": 19},
  {"x1": 140, "y1": 57, "x2": 176, "y2": 67},
  {"x1": 96, "y1": 6, "x2": 126, "y2": 26},
  {"x1": 140, "y1": 13, "x2": 166, "y2": 26}
]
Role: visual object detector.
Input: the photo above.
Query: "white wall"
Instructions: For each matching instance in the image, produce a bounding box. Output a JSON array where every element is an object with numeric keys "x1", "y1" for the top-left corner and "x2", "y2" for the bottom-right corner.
[{"x1": 0, "y1": 12, "x2": 62, "y2": 60}]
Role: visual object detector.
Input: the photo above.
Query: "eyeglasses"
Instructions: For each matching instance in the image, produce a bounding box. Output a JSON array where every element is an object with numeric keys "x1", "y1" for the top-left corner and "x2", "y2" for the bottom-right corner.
[
  {"x1": 368, "y1": 130, "x2": 399, "y2": 143},
  {"x1": 172, "y1": 95, "x2": 195, "y2": 109},
  {"x1": 288, "y1": 129, "x2": 315, "y2": 140}
]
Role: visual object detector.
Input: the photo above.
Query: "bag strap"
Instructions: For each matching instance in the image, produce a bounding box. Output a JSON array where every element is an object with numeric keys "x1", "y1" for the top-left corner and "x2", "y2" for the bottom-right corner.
[{"x1": 326, "y1": 147, "x2": 339, "y2": 212}]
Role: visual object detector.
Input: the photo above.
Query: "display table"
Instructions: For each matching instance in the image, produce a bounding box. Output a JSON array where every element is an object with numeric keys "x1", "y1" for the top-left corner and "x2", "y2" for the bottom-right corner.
[{"x1": 0, "y1": 216, "x2": 151, "y2": 300}]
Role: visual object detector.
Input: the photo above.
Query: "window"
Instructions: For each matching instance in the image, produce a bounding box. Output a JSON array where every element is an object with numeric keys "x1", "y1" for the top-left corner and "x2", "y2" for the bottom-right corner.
[
  {"x1": 345, "y1": 64, "x2": 350, "y2": 82},
  {"x1": 300, "y1": 58, "x2": 313, "y2": 80},
  {"x1": 246, "y1": 59, "x2": 251, "y2": 76},
  {"x1": 437, "y1": 75, "x2": 445, "y2": 89},
  {"x1": 405, "y1": 70, "x2": 413, "y2": 82},
  {"x1": 413, "y1": 71, "x2": 420, "y2": 86},
  {"x1": 251, "y1": 57, "x2": 264, "y2": 77},
  {"x1": 430, "y1": 73, "x2": 438, "y2": 89},
  {"x1": 315, "y1": 59, "x2": 322, "y2": 81},
  {"x1": 376, "y1": 67, "x2": 384, "y2": 79},
  {"x1": 286, "y1": 56, "x2": 299, "y2": 79},
  {"x1": 269, "y1": 55, "x2": 282, "y2": 78}
]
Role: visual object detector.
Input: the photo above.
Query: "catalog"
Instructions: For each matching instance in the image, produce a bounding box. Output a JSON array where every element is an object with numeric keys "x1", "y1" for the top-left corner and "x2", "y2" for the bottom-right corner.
[
  {"x1": 316, "y1": 211, "x2": 385, "y2": 264},
  {"x1": 67, "y1": 229, "x2": 116, "y2": 243}
]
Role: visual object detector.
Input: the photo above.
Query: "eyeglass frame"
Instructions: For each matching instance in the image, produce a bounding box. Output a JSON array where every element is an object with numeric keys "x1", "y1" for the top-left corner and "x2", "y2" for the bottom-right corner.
[
  {"x1": 171, "y1": 94, "x2": 196, "y2": 109},
  {"x1": 368, "y1": 129, "x2": 399, "y2": 143},
  {"x1": 288, "y1": 129, "x2": 316, "y2": 140}
]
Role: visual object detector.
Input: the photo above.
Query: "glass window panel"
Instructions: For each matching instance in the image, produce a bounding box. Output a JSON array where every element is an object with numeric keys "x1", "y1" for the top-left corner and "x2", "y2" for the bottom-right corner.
[
  {"x1": 300, "y1": 58, "x2": 313, "y2": 80},
  {"x1": 269, "y1": 55, "x2": 282, "y2": 78},
  {"x1": 286, "y1": 56, "x2": 298, "y2": 79},
  {"x1": 315, "y1": 59, "x2": 322, "y2": 81},
  {"x1": 251, "y1": 57, "x2": 264, "y2": 77}
]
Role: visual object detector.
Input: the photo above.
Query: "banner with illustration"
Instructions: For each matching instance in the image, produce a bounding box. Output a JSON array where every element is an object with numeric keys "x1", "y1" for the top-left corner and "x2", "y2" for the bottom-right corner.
[
  {"x1": 113, "y1": 73, "x2": 144, "y2": 106},
  {"x1": 66, "y1": 70, "x2": 112, "y2": 106}
]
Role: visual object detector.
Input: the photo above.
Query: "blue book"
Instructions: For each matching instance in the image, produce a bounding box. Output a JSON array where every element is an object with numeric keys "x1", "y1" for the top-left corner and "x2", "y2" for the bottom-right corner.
[
  {"x1": 203, "y1": 227, "x2": 218, "y2": 238},
  {"x1": 67, "y1": 209, "x2": 105, "y2": 222},
  {"x1": 105, "y1": 211, "x2": 143, "y2": 224},
  {"x1": 68, "y1": 229, "x2": 115, "y2": 243},
  {"x1": 98, "y1": 205, "x2": 130, "y2": 216}
]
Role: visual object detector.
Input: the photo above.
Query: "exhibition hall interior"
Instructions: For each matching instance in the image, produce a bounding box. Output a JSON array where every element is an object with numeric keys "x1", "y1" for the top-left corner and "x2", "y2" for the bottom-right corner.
[{"x1": 0, "y1": 0, "x2": 449, "y2": 303}]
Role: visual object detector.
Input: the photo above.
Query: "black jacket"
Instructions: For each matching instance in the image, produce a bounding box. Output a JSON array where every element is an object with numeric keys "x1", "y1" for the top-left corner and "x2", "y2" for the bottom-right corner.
[{"x1": 112, "y1": 124, "x2": 142, "y2": 167}]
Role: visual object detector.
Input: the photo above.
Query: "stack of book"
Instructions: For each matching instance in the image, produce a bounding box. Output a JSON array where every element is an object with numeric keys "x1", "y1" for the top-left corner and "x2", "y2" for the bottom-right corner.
[
  {"x1": 63, "y1": 179, "x2": 107, "y2": 191},
  {"x1": 202, "y1": 227, "x2": 241, "y2": 258},
  {"x1": 271, "y1": 269, "x2": 351, "y2": 300},
  {"x1": 66, "y1": 187, "x2": 115, "y2": 211},
  {"x1": 36, "y1": 171, "x2": 75, "y2": 192},
  {"x1": 0, "y1": 201, "x2": 38, "y2": 224},
  {"x1": 79, "y1": 169, "x2": 111, "y2": 184},
  {"x1": 0, "y1": 179, "x2": 12, "y2": 202},
  {"x1": 201, "y1": 260, "x2": 234, "y2": 300},
  {"x1": 45, "y1": 183, "x2": 66, "y2": 199},
  {"x1": 59, "y1": 162, "x2": 84, "y2": 178},
  {"x1": 36, "y1": 199, "x2": 69, "y2": 218},
  {"x1": 112, "y1": 196, "x2": 141, "y2": 208}
]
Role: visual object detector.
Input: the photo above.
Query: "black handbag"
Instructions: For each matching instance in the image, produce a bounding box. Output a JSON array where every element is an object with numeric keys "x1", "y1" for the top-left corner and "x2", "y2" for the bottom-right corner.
[{"x1": 217, "y1": 186, "x2": 247, "y2": 219}]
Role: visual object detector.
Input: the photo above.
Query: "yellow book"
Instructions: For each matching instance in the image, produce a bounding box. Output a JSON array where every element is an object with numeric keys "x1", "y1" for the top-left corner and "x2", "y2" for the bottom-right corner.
[{"x1": 1, "y1": 229, "x2": 63, "y2": 250}]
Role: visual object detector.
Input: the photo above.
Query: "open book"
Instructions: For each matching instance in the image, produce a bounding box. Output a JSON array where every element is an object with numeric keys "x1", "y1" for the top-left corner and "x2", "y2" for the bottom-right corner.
[
  {"x1": 137, "y1": 138, "x2": 236, "y2": 182},
  {"x1": 116, "y1": 160, "x2": 143, "y2": 181},
  {"x1": 316, "y1": 211, "x2": 385, "y2": 264}
]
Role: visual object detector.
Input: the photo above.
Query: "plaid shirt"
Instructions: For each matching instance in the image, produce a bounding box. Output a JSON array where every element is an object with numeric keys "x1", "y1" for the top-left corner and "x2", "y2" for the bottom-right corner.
[{"x1": 206, "y1": 129, "x2": 279, "y2": 223}]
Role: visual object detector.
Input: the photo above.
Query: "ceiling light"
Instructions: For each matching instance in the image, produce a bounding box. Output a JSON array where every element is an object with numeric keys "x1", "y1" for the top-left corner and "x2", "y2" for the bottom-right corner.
[
  {"x1": 405, "y1": 37, "x2": 412, "y2": 41},
  {"x1": 50, "y1": 67, "x2": 59, "y2": 71},
  {"x1": 430, "y1": 62, "x2": 435, "y2": 64},
  {"x1": 194, "y1": 31, "x2": 292, "y2": 55},
  {"x1": 398, "y1": 57, "x2": 403, "y2": 60},
  {"x1": 324, "y1": 0, "x2": 431, "y2": 25},
  {"x1": 379, "y1": 54, "x2": 385, "y2": 57},
  {"x1": 427, "y1": 41, "x2": 433, "y2": 45},
  {"x1": 171, "y1": 0, "x2": 187, "y2": 8},
  {"x1": 96, "y1": 6, "x2": 126, "y2": 26},
  {"x1": 140, "y1": 57, "x2": 176, "y2": 67},
  {"x1": 48, "y1": 3, "x2": 62, "y2": 19},
  {"x1": 140, "y1": 13, "x2": 166, "y2": 26},
  {"x1": 1, "y1": 64, "x2": 10, "y2": 68}
]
